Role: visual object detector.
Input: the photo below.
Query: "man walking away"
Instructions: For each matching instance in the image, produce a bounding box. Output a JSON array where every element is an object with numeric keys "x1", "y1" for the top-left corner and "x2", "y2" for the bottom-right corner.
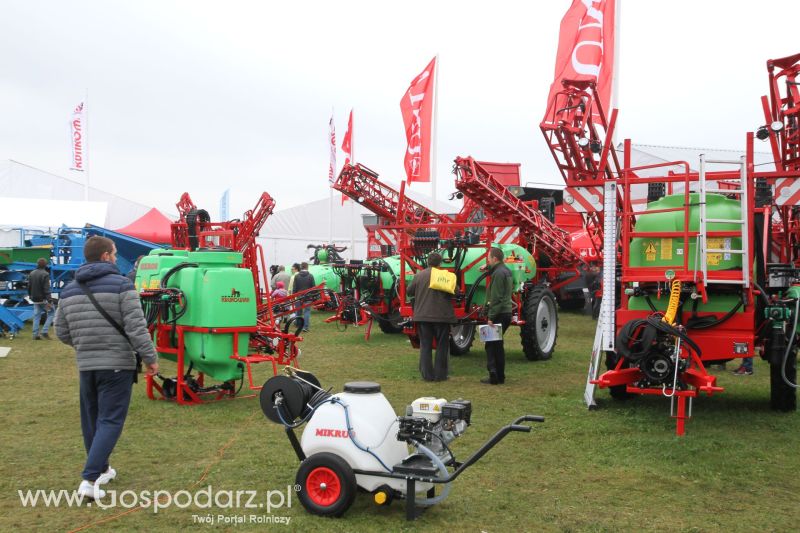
[
  {"x1": 292, "y1": 262, "x2": 316, "y2": 332},
  {"x1": 54, "y1": 236, "x2": 158, "y2": 500},
  {"x1": 482, "y1": 247, "x2": 513, "y2": 385},
  {"x1": 28, "y1": 258, "x2": 54, "y2": 340},
  {"x1": 407, "y1": 252, "x2": 457, "y2": 381},
  {"x1": 271, "y1": 265, "x2": 291, "y2": 292}
]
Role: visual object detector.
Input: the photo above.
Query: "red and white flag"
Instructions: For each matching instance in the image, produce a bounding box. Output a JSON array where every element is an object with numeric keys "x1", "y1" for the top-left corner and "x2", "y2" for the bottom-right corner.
[
  {"x1": 400, "y1": 57, "x2": 436, "y2": 184},
  {"x1": 545, "y1": 0, "x2": 616, "y2": 119},
  {"x1": 342, "y1": 109, "x2": 353, "y2": 166},
  {"x1": 328, "y1": 114, "x2": 337, "y2": 183},
  {"x1": 70, "y1": 101, "x2": 86, "y2": 172}
]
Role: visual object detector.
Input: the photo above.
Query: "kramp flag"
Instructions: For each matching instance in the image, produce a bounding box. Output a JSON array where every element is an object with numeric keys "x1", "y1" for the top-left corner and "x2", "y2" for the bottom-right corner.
[{"x1": 400, "y1": 57, "x2": 436, "y2": 184}]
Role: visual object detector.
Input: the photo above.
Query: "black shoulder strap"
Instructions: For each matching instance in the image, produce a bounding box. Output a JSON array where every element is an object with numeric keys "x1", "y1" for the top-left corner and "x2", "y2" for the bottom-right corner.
[{"x1": 78, "y1": 281, "x2": 130, "y2": 341}]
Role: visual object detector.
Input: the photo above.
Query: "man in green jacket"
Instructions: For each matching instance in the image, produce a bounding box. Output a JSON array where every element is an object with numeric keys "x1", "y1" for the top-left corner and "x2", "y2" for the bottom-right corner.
[{"x1": 483, "y1": 247, "x2": 513, "y2": 385}]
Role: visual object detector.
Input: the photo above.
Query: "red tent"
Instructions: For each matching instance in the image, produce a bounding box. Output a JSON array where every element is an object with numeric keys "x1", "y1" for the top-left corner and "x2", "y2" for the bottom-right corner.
[{"x1": 115, "y1": 208, "x2": 173, "y2": 244}]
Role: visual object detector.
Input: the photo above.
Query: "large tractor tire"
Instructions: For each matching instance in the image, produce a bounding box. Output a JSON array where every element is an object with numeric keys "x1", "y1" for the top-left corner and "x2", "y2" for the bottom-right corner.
[
  {"x1": 449, "y1": 324, "x2": 475, "y2": 356},
  {"x1": 770, "y1": 346, "x2": 797, "y2": 412},
  {"x1": 296, "y1": 452, "x2": 357, "y2": 518},
  {"x1": 521, "y1": 287, "x2": 558, "y2": 361},
  {"x1": 377, "y1": 309, "x2": 404, "y2": 334}
]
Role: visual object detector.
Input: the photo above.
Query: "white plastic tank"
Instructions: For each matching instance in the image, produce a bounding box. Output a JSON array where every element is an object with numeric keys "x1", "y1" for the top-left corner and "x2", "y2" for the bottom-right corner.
[{"x1": 301, "y1": 381, "x2": 424, "y2": 493}]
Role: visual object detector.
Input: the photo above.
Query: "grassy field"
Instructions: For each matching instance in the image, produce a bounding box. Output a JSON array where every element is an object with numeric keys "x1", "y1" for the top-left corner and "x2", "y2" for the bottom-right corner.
[{"x1": 1, "y1": 310, "x2": 798, "y2": 532}]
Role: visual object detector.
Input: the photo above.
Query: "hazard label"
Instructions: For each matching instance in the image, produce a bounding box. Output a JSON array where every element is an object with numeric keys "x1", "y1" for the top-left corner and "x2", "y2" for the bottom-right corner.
[
  {"x1": 660, "y1": 239, "x2": 672, "y2": 260},
  {"x1": 645, "y1": 241, "x2": 657, "y2": 262},
  {"x1": 707, "y1": 238, "x2": 722, "y2": 266}
]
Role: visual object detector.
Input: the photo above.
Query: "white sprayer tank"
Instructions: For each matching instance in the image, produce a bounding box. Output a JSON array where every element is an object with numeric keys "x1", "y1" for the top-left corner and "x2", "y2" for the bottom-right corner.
[{"x1": 301, "y1": 382, "x2": 420, "y2": 493}]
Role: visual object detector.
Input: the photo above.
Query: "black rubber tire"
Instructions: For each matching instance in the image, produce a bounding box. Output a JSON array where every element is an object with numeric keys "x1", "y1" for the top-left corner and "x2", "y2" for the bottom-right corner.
[
  {"x1": 296, "y1": 453, "x2": 357, "y2": 518},
  {"x1": 770, "y1": 347, "x2": 797, "y2": 412},
  {"x1": 377, "y1": 309, "x2": 404, "y2": 334},
  {"x1": 605, "y1": 352, "x2": 632, "y2": 401},
  {"x1": 449, "y1": 324, "x2": 475, "y2": 356},
  {"x1": 557, "y1": 296, "x2": 586, "y2": 312},
  {"x1": 521, "y1": 286, "x2": 558, "y2": 361}
]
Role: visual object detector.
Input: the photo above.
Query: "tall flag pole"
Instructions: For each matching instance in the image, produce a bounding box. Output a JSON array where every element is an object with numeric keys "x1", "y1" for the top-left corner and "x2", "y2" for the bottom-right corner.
[
  {"x1": 341, "y1": 109, "x2": 355, "y2": 256},
  {"x1": 328, "y1": 110, "x2": 336, "y2": 244},
  {"x1": 400, "y1": 57, "x2": 436, "y2": 188},
  {"x1": 70, "y1": 93, "x2": 88, "y2": 200}
]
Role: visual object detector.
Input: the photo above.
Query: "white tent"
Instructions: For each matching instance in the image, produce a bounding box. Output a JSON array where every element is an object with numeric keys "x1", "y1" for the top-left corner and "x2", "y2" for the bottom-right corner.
[{"x1": 0, "y1": 160, "x2": 155, "y2": 228}]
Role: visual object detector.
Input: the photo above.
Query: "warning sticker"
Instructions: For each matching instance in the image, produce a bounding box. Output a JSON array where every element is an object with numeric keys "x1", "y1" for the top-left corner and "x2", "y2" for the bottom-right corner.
[
  {"x1": 660, "y1": 239, "x2": 673, "y2": 260},
  {"x1": 645, "y1": 241, "x2": 657, "y2": 262},
  {"x1": 707, "y1": 238, "x2": 722, "y2": 266}
]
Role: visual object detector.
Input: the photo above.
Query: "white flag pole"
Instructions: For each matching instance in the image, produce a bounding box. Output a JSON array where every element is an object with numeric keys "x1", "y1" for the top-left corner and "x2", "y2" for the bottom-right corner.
[
  {"x1": 84, "y1": 88, "x2": 90, "y2": 202},
  {"x1": 349, "y1": 108, "x2": 355, "y2": 259},
  {"x1": 431, "y1": 54, "x2": 439, "y2": 205},
  {"x1": 329, "y1": 108, "x2": 335, "y2": 246}
]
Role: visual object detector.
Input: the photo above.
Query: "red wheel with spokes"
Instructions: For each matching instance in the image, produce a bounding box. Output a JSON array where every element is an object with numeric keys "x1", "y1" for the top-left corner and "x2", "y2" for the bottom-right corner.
[{"x1": 296, "y1": 453, "x2": 357, "y2": 517}]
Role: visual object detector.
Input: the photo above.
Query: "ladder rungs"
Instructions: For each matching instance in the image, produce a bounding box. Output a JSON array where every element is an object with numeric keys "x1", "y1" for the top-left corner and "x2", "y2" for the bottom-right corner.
[
  {"x1": 705, "y1": 279, "x2": 747, "y2": 285},
  {"x1": 704, "y1": 188, "x2": 743, "y2": 194},
  {"x1": 705, "y1": 248, "x2": 745, "y2": 254},
  {"x1": 704, "y1": 159, "x2": 744, "y2": 165},
  {"x1": 704, "y1": 218, "x2": 744, "y2": 224}
]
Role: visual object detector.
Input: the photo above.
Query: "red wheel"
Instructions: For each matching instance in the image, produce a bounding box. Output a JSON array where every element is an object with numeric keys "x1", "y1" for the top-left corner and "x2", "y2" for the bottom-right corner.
[
  {"x1": 296, "y1": 453, "x2": 357, "y2": 517},
  {"x1": 306, "y1": 467, "x2": 341, "y2": 506}
]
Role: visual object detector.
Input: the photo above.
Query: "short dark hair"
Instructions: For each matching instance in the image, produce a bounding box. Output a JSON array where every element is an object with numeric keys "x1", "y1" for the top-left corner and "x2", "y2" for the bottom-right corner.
[
  {"x1": 427, "y1": 252, "x2": 442, "y2": 267},
  {"x1": 300, "y1": 262, "x2": 309, "y2": 270},
  {"x1": 37, "y1": 258, "x2": 48, "y2": 268},
  {"x1": 489, "y1": 247, "x2": 504, "y2": 262},
  {"x1": 292, "y1": 263, "x2": 300, "y2": 271},
  {"x1": 84, "y1": 236, "x2": 115, "y2": 262}
]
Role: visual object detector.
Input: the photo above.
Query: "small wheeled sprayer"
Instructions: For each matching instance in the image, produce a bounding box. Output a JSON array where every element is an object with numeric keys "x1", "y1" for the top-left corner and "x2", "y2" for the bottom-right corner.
[{"x1": 260, "y1": 368, "x2": 543, "y2": 520}]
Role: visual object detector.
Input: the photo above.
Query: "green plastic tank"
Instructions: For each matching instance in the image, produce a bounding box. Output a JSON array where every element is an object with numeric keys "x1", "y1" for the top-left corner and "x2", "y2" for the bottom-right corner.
[
  {"x1": 629, "y1": 193, "x2": 742, "y2": 270},
  {"x1": 136, "y1": 250, "x2": 256, "y2": 382}
]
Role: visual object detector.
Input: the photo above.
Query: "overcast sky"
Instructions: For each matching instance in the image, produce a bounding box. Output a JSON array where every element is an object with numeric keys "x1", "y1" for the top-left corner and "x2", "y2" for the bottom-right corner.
[{"x1": 1, "y1": 1, "x2": 797, "y2": 219}]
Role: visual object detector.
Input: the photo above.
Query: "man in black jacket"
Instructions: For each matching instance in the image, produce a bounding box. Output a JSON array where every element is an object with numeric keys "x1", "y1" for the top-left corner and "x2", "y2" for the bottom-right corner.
[
  {"x1": 407, "y1": 252, "x2": 456, "y2": 381},
  {"x1": 28, "y1": 258, "x2": 54, "y2": 340},
  {"x1": 292, "y1": 262, "x2": 316, "y2": 332}
]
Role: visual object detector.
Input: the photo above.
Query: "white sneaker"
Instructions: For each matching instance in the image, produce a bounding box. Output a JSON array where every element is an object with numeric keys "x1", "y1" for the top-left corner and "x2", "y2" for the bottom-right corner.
[
  {"x1": 78, "y1": 480, "x2": 106, "y2": 500},
  {"x1": 96, "y1": 466, "x2": 116, "y2": 485}
]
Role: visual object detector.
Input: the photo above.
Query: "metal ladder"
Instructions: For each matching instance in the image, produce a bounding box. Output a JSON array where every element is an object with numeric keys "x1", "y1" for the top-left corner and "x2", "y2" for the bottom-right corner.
[
  {"x1": 697, "y1": 155, "x2": 749, "y2": 288},
  {"x1": 584, "y1": 181, "x2": 619, "y2": 408}
]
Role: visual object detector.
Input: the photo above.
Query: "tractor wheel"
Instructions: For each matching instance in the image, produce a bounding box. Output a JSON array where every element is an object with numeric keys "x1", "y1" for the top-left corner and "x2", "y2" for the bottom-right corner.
[
  {"x1": 449, "y1": 324, "x2": 475, "y2": 356},
  {"x1": 377, "y1": 309, "x2": 404, "y2": 334},
  {"x1": 296, "y1": 453, "x2": 357, "y2": 518},
  {"x1": 770, "y1": 346, "x2": 797, "y2": 412},
  {"x1": 521, "y1": 287, "x2": 558, "y2": 361},
  {"x1": 605, "y1": 352, "x2": 632, "y2": 401},
  {"x1": 557, "y1": 296, "x2": 586, "y2": 312}
]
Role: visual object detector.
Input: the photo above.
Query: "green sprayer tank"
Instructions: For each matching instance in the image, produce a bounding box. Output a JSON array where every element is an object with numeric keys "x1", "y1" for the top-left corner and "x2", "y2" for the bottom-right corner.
[
  {"x1": 628, "y1": 192, "x2": 744, "y2": 314},
  {"x1": 136, "y1": 250, "x2": 256, "y2": 382}
]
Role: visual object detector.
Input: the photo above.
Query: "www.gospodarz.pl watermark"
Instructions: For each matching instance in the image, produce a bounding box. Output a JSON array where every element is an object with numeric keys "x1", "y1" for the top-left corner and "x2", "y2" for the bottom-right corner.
[{"x1": 17, "y1": 484, "x2": 296, "y2": 519}]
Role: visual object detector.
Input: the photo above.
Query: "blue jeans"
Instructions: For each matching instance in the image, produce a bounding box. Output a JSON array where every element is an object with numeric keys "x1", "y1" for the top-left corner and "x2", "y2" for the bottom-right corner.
[
  {"x1": 79, "y1": 370, "x2": 134, "y2": 481},
  {"x1": 32, "y1": 302, "x2": 54, "y2": 337},
  {"x1": 742, "y1": 357, "x2": 753, "y2": 371},
  {"x1": 302, "y1": 306, "x2": 311, "y2": 331}
]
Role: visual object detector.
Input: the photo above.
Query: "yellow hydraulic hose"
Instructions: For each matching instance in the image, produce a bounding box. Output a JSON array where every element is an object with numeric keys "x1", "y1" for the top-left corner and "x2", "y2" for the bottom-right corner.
[{"x1": 662, "y1": 279, "x2": 681, "y2": 325}]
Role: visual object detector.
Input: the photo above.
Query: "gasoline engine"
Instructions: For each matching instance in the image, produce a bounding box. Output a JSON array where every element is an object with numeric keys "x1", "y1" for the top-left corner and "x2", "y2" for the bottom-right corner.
[{"x1": 260, "y1": 369, "x2": 542, "y2": 520}]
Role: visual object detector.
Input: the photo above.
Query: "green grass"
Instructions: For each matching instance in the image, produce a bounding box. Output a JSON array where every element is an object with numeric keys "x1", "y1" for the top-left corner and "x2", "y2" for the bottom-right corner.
[{"x1": 1, "y1": 311, "x2": 799, "y2": 532}]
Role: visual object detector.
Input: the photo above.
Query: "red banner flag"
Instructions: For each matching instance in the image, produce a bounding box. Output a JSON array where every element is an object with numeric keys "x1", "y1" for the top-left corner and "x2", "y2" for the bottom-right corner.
[
  {"x1": 400, "y1": 57, "x2": 436, "y2": 184},
  {"x1": 545, "y1": 0, "x2": 615, "y2": 119},
  {"x1": 342, "y1": 109, "x2": 353, "y2": 166}
]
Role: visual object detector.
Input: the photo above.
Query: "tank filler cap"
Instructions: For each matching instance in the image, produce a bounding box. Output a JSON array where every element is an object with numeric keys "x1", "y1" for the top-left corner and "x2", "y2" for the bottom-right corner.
[{"x1": 343, "y1": 381, "x2": 381, "y2": 394}]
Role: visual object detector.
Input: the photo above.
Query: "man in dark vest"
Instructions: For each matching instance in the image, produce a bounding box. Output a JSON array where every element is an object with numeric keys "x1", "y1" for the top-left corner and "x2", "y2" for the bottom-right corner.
[{"x1": 407, "y1": 252, "x2": 456, "y2": 381}]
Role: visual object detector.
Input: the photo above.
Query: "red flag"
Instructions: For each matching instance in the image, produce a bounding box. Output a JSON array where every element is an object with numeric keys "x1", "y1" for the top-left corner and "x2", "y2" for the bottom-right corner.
[
  {"x1": 400, "y1": 57, "x2": 436, "y2": 184},
  {"x1": 545, "y1": 0, "x2": 615, "y2": 119},
  {"x1": 342, "y1": 109, "x2": 353, "y2": 166}
]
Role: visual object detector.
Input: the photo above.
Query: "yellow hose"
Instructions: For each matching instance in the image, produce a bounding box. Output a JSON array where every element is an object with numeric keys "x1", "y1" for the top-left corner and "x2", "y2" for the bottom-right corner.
[{"x1": 662, "y1": 279, "x2": 681, "y2": 325}]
